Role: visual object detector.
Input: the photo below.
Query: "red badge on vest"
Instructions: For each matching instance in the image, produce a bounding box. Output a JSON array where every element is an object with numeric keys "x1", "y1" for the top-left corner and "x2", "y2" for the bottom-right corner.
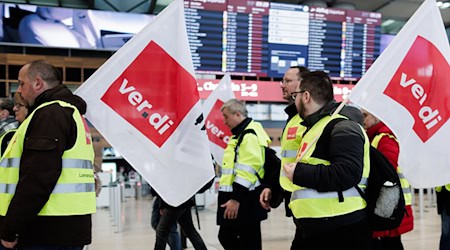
[
  {"x1": 81, "y1": 116, "x2": 92, "y2": 145},
  {"x1": 287, "y1": 127, "x2": 298, "y2": 140},
  {"x1": 384, "y1": 36, "x2": 450, "y2": 142}
]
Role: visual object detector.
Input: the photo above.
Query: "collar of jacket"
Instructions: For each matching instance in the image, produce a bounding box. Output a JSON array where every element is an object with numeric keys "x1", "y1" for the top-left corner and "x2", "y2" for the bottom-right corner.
[
  {"x1": 284, "y1": 103, "x2": 298, "y2": 122},
  {"x1": 301, "y1": 100, "x2": 336, "y2": 128},
  {"x1": 231, "y1": 117, "x2": 252, "y2": 136},
  {"x1": 29, "y1": 85, "x2": 87, "y2": 115}
]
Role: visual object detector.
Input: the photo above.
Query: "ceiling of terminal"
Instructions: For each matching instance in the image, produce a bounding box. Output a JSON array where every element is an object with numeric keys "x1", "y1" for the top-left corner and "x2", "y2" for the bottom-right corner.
[{"x1": 1, "y1": 0, "x2": 450, "y2": 33}]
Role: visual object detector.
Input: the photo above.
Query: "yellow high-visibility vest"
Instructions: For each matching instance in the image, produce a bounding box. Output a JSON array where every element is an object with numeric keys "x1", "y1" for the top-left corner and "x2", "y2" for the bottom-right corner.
[
  {"x1": 0, "y1": 100, "x2": 96, "y2": 216},
  {"x1": 219, "y1": 121, "x2": 271, "y2": 192},
  {"x1": 372, "y1": 133, "x2": 412, "y2": 206},
  {"x1": 289, "y1": 115, "x2": 370, "y2": 219},
  {"x1": 279, "y1": 114, "x2": 306, "y2": 192}
]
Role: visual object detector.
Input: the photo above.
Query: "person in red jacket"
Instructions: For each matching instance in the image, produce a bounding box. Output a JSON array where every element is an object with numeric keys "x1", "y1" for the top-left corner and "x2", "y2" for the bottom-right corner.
[{"x1": 362, "y1": 110, "x2": 414, "y2": 250}]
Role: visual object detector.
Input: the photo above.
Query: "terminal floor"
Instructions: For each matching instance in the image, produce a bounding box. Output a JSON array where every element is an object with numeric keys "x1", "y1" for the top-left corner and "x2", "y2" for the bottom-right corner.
[{"x1": 89, "y1": 194, "x2": 441, "y2": 250}]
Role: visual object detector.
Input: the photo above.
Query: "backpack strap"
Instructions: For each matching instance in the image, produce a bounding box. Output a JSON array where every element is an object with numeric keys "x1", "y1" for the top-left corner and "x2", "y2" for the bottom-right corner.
[
  {"x1": 320, "y1": 117, "x2": 347, "y2": 202},
  {"x1": 234, "y1": 129, "x2": 257, "y2": 163},
  {"x1": 234, "y1": 129, "x2": 264, "y2": 182}
]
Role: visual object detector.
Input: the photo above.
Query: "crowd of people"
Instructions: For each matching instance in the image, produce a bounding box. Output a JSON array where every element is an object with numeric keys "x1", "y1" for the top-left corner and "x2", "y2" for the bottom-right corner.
[{"x1": 0, "y1": 60, "x2": 447, "y2": 250}]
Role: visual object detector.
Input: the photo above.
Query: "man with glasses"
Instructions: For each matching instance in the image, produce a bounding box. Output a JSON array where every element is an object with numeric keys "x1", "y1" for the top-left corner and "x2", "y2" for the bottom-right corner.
[
  {"x1": 283, "y1": 71, "x2": 370, "y2": 249},
  {"x1": 0, "y1": 98, "x2": 18, "y2": 137},
  {"x1": 260, "y1": 66, "x2": 308, "y2": 249}
]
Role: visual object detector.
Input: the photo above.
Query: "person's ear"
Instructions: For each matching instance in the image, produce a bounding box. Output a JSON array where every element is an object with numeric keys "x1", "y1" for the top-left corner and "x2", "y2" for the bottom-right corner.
[
  {"x1": 34, "y1": 76, "x2": 46, "y2": 91},
  {"x1": 303, "y1": 90, "x2": 311, "y2": 103}
]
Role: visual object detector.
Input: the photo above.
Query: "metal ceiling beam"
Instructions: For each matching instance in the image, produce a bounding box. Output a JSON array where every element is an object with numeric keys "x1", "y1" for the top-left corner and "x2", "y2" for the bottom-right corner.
[
  {"x1": 148, "y1": 0, "x2": 156, "y2": 14},
  {"x1": 373, "y1": 0, "x2": 394, "y2": 12},
  {"x1": 126, "y1": 0, "x2": 147, "y2": 12}
]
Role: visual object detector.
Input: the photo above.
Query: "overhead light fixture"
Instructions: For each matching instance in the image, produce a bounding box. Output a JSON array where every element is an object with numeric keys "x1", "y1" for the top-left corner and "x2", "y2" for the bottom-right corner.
[
  {"x1": 382, "y1": 19, "x2": 395, "y2": 26},
  {"x1": 437, "y1": 1, "x2": 450, "y2": 9}
]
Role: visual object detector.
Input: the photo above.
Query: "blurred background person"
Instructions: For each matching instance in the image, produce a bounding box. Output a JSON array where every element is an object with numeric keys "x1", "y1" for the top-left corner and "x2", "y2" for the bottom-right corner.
[
  {"x1": 0, "y1": 93, "x2": 28, "y2": 155},
  {"x1": 362, "y1": 109, "x2": 414, "y2": 250},
  {"x1": 437, "y1": 184, "x2": 450, "y2": 250},
  {"x1": 0, "y1": 98, "x2": 18, "y2": 137}
]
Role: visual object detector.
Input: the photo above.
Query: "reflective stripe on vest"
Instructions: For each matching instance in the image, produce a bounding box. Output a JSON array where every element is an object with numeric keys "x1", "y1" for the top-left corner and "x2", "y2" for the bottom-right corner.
[
  {"x1": 372, "y1": 133, "x2": 412, "y2": 206},
  {"x1": 219, "y1": 120, "x2": 270, "y2": 192},
  {"x1": 281, "y1": 149, "x2": 297, "y2": 158},
  {"x1": 280, "y1": 115, "x2": 306, "y2": 192},
  {"x1": 0, "y1": 157, "x2": 92, "y2": 169},
  {"x1": 289, "y1": 115, "x2": 370, "y2": 219},
  {"x1": 0, "y1": 183, "x2": 95, "y2": 194},
  {"x1": 0, "y1": 100, "x2": 96, "y2": 216}
]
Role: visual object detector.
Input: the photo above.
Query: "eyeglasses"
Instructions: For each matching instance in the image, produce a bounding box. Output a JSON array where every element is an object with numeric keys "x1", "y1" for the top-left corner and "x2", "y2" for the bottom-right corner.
[
  {"x1": 280, "y1": 79, "x2": 299, "y2": 86},
  {"x1": 291, "y1": 90, "x2": 306, "y2": 101}
]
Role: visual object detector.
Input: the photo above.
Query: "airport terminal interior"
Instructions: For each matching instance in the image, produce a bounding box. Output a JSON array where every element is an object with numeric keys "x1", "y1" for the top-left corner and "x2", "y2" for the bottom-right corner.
[
  {"x1": 89, "y1": 185, "x2": 441, "y2": 250},
  {"x1": 0, "y1": 0, "x2": 449, "y2": 249}
]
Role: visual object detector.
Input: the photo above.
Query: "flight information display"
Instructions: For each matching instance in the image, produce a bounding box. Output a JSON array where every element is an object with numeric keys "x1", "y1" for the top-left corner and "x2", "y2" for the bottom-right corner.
[
  {"x1": 268, "y1": 3, "x2": 309, "y2": 77},
  {"x1": 224, "y1": 0, "x2": 269, "y2": 76},
  {"x1": 184, "y1": 0, "x2": 382, "y2": 80},
  {"x1": 185, "y1": 0, "x2": 225, "y2": 73},
  {"x1": 307, "y1": 7, "x2": 345, "y2": 78}
]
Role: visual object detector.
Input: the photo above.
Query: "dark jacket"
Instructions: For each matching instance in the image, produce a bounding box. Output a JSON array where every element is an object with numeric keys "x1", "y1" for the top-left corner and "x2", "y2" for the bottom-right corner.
[
  {"x1": 217, "y1": 118, "x2": 268, "y2": 225},
  {"x1": 293, "y1": 101, "x2": 367, "y2": 233},
  {"x1": 0, "y1": 85, "x2": 92, "y2": 246}
]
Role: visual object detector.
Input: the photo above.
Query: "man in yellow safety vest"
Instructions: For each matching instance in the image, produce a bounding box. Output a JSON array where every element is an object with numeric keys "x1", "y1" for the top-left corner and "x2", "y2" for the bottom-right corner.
[{"x1": 0, "y1": 60, "x2": 96, "y2": 249}]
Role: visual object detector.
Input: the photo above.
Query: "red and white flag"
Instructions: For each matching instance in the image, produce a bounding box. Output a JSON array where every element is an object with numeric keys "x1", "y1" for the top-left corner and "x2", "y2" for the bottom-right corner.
[
  {"x1": 349, "y1": 0, "x2": 450, "y2": 187},
  {"x1": 202, "y1": 73, "x2": 236, "y2": 166},
  {"x1": 75, "y1": 0, "x2": 214, "y2": 206}
]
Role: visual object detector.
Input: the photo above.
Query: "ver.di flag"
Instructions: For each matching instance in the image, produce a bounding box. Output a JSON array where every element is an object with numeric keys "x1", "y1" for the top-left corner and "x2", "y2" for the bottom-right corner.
[
  {"x1": 202, "y1": 73, "x2": 236, "y2": 166},
  {"x1": 75, "y1": 0, "x2": 214, "y2": 206},
  {"x1": 348, "y1": 0, "x2": 450, "y2": 187}
]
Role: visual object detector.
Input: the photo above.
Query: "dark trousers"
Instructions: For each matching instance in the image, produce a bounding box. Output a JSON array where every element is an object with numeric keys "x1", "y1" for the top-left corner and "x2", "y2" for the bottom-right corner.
[
  {"x1": 293, "y1": 219, "x2": 370, "y2": 250},
  {"x1": 439, "y1": 197, "x2": 450, "y2": 250},
  {"x1": 218, "y1": 222, "x2": 262, "y2": 250},
  {"x1": 371, "y1": 236, "x2": 404, "y2": 250},
  {"x1": 154, "y1": 206, "x2": 207, "y2": 250},
  {"x1": 151, "y1": 197, "x2": 181, "y2": 250},
  {"x1": 290, "y1": 216, "x2": 302, "y2": 250}
]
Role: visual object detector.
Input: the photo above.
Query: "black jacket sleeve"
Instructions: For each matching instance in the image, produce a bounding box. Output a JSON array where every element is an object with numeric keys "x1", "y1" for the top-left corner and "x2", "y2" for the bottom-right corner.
[
  {"x1": 1, "y1": 104, "x2": 76, "y2": 241},
  {"x1": 292, "y1": 120, "x2": 365, "y2": 192}
]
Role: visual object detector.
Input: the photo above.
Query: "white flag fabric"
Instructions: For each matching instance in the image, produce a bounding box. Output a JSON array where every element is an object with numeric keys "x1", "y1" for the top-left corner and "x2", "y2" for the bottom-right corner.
[
  {"x1": 75, "y1": 0, "x2": 214, "y2": 206},
  {"x1": 202, "y1": 73, "x2": 236, "y2": 166},
  {"x1": 349, "y1": 0, "x2": 450, "y2": 187}
]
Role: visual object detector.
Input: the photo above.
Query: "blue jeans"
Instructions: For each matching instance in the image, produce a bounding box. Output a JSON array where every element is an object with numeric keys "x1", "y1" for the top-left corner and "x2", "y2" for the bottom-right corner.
[
  {"x1": 440, "y1": 200, "x2": 450, "y2": 250},
  {"x1": 151, "y1": 197, "x2": 181, "y2": 250}
]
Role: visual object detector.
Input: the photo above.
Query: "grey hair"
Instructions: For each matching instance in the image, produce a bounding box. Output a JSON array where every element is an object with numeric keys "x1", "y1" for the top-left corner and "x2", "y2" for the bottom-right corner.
[{"x1": 221, "y1": 99, "x2": 248, "y2": 117}]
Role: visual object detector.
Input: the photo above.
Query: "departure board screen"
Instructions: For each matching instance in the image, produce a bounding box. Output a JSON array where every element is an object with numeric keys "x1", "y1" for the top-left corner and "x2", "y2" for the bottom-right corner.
[
  {"x1": 185, "y1": 0, "x2": 225, "y2": 73},
  {"x1": 307, "y1": 7, "x2": 345, "y2": 78},
  {"x1": 268, "y1": 3, "x2": 309, "y2": 77},
  {"x1": 184, "y1": 0, "x2": 382, "y2": 80},
  {"x1": 343, "y1": 10, "x2": 381, "y2": 79},
  {"x1": 225, "y1": 0, "x2": 269, "y2": 76}
]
